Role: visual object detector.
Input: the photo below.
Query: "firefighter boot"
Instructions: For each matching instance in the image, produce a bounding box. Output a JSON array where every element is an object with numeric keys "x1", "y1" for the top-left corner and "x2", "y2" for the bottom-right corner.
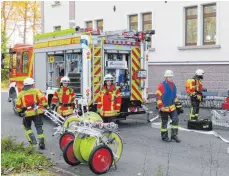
[
  {"x1": 171, "y1": 128, "x2": 181, "y2": 143},
  {"x1": 28, "y1": 133, "x2": 37, "y2": 145},
  {"x1": 38, "y1": 138, "x2": 45, "y2": 150},
  {"x1": 161, "y1": 131, "x2": 171, "y2": 142}
]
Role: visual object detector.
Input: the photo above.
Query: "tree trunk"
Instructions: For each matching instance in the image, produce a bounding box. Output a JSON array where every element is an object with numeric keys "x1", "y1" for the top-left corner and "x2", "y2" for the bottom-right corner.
[{"x1": 23, "y1": 3, "x2": 28, "y2": 44}]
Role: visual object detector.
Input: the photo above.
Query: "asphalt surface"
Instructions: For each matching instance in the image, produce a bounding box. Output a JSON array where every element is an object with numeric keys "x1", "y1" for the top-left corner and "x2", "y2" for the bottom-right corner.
[{"x1": 1, "y1": 91, "x2": 229, "y2": 176}]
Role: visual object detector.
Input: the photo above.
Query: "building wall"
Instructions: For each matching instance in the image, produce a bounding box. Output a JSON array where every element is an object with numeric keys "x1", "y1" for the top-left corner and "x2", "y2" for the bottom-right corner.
[
  {"x1": 43, "y1": 1, "x2": 229, "y2": 94},
  {"x1": 148, "y1": 64, "x2": 229, "y2": 95},
  {"x1": 43, "y1": 1, "x2": 69, "y2": 32}
]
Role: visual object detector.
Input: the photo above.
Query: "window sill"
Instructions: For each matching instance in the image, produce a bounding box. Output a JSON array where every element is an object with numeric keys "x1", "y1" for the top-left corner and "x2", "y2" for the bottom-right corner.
[{"x1": 177, "y1": 45, "x2": 221, "y2": 50}]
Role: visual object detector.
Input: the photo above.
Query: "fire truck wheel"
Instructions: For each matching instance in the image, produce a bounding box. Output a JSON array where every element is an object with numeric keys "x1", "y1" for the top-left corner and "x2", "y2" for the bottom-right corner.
[
  {"x1": 12, "y1": 97, "x2": 19, "y2": 116},
  {"x1": 59, "y1": 132, "x2": 75, "y2": 152},
  {"x1": 89, "y1": 145, "x2": 113, "y2": 175},
  {"x1": 63, "y1": 140, "x2": 81, "y2": 166}
]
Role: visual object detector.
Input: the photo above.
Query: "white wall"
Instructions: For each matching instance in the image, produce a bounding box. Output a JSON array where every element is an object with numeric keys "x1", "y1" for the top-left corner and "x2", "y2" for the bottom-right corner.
[
  {"x1": 43, "y1": 1, "x2": 229, "y2": 63},
  {"x1": 43, "y1": 1, "x2": 69, "y2": 32}
]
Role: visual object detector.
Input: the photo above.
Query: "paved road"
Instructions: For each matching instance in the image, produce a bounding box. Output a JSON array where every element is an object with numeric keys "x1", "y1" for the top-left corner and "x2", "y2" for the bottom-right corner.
[{"x1": 1, "y1": 92, "x2": 229, "y2": 176}]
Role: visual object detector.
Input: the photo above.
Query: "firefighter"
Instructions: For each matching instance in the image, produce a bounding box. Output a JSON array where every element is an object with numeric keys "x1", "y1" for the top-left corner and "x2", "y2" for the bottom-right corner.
[
  {"x1": 16, "y1": 78, "x2": 48, "y2": 149},
  {"x1": 156, "y1": 70, "x2": 180, "y2": 143},
  {"x1": 186, "y1": 69, "x2": 204, "y2": 120},
  {"x1": 97, "y1": 74, "x2": 122, "y2": 120},
  {"x1": 51, "y1": 76, "x2": 75, "y2": 117}
]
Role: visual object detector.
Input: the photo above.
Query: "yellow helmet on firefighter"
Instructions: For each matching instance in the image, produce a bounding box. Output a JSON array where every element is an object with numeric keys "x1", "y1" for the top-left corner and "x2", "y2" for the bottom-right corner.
[
  {"x1": 24, "y1": 78, "x2": 35, "y2": 85},
  {"x1": 104, "y1": 74, "x2": 114, "y2": 81},
  {"x1": 164, "y1": 70, "x2": 174, "y2": 77},
  {"x1": 60, "y1": 76, "x2": 70, "y2": 84}
]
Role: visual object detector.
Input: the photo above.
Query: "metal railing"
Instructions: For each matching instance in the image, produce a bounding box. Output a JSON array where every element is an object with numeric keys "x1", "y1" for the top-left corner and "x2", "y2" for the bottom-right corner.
[{"x1": 147, "y1": 92, "x2": 227, "y2": 109}]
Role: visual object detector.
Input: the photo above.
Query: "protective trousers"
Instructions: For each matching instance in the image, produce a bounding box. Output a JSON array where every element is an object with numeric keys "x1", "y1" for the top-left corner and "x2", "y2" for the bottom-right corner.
[
  {"x1": 160, "y1": 110, "x2": 179, "y2": 140},
  {"x1": 189, "y1": 97, "x2": 200, "y2": 120},
  {"x1": 22, "y1": 115, "x2": 45, "y2": 145}
]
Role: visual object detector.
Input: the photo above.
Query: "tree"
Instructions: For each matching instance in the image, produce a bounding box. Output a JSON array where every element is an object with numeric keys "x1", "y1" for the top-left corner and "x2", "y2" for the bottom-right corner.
[{"x1": 16, "y1": 1, "x2": 41, "y2": 43}]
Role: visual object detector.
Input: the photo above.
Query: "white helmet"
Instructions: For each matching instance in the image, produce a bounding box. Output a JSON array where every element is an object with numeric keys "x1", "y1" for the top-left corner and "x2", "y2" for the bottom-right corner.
[
  {"x1": 24, "y1": 78, "x2": 35, "y2": 85},
  {"x1": 60, "y1": 76, "x2": 70, "y2": 83},
  {"x1": 195, "y1": 69, "x2": 204, "y2": 76},
  {"x1": 104, "y1": 74, "x2": 114, "y2": 81},
  {"x1": 164, "y1": 70, "x2": 174, "y2": 77}
]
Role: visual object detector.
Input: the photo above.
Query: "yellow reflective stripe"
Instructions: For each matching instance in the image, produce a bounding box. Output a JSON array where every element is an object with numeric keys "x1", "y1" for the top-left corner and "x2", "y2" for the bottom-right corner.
[
  {"x1": 37, "y1": 134, "x2": 45, "y2": 139},
  {"x1": 160, "y1": 121, "x2": 168, "y2": 132},
  {"x1": 23, "y1": 126, "x2": 33, "y2": 142},
  {"x1": 172, "y1": 125, "x2": 178, "y2": 129},
  {"x1": 157, "y1": 100, "x2": 162, "y2": 104},
  {"x1": 156, "y1": 90, "x2": 162, "y2": 96}
]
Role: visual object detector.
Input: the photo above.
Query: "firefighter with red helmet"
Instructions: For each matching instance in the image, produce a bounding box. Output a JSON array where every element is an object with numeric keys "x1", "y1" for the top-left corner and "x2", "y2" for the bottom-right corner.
[
  {"x1": 97, "y1": 74, "x2": 122, "y2": 120},
  {"x1": 186, "y1": 69, "x2": 204, "y2": 120},
  {"x1": 16, "y1": 78, "x2": 48, "y2": 149},
  {"x1": 156, "y1": 70, "x2": 181, "y2": 143},
  {"x1": 51, "y1": 76, "x2": 75, "y2": 117}
]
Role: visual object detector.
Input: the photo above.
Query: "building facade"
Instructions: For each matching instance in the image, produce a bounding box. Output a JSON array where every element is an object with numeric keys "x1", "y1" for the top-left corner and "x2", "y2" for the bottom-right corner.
[{"x1": 42, "y1": 1, "x2": 229, "y2": 95}]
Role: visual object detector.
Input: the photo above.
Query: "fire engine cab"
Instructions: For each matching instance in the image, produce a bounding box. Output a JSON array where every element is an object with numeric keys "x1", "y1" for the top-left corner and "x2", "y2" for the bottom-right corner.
[{"x1": 3, "y1": 27, "x2": 155, "y2": 121}]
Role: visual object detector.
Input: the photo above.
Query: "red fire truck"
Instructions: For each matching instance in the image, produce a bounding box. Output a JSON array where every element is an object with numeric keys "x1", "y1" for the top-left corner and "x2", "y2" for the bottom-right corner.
[{"x1": 2, "y1": 27, "x2": 154, "y2": 121}]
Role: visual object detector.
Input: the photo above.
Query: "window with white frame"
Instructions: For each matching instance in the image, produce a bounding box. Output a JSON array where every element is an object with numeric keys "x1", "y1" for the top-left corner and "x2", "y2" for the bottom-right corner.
[
  {"x1": 96, "y1": 20, "x2": 103, "y2": 31},
  {"x1": 142, "y1": 13, "x2": 152, "y2": 32},
  {"x1": 184, "y1": 3, "x2": 217, "y2": 46},
  {"x1": 185, "y1": 6, "x2": 198, "y2": 46},
  {"x1": 54, "y1": 25, "x2": 61, "y2": 31},
  {"x1": 203, "y1": 4, "x2": 216, "y2": 45},
  {"x1": 85, "y1": 21, "x2": 93, "y2": 29},
  {"x1": 129, "y1": 14, "x2": 138, "y2": 31}
]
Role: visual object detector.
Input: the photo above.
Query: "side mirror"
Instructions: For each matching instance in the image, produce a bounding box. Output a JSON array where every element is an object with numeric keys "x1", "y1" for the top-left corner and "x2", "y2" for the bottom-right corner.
[{"x1": 1, "y1": 53, "x2": 5, "y2": 69}]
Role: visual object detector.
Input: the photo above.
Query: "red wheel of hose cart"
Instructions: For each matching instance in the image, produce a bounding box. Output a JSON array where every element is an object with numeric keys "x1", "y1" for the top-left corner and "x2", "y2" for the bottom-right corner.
[
  {"x1": 89, "y1": 145, "x2": 113, "y2": 175},
  {"x1": 63, "y1": 140, "x2": 81, "y2": 166},
  {"x1": 59, "y1": 132, "x2": 75, "y2": 151}
]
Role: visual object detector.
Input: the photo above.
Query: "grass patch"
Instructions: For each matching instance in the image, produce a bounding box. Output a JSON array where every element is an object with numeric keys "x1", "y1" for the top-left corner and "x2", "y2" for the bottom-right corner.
[
  {"x1": 1, "y1": 136, "x2": 53, "y2": 175},
  {"x1": 1, "y1": 79, "x2": 8, "y2": 88}
]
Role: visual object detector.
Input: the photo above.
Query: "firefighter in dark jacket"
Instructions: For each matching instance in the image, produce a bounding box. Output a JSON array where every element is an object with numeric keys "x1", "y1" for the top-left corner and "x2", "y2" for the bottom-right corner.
[
  {"x1": 156, "y1": 70, "x2": 181, "y2": 143},
  {"x1": 16, "y1": 78, "x2": 49, "y2": 149},
  {"x1": 186, "y1": 69, "x2": 204, "y2": 120}
]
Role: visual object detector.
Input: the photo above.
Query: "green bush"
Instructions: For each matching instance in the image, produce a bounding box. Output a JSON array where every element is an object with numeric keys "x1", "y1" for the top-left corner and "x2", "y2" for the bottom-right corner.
[{"x1": 1, "y1": 137, "x2": 53, "y2": 174}]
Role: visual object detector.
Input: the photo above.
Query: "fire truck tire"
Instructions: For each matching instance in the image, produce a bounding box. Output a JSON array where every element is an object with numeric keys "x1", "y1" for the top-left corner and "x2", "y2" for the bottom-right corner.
[
  {"x1": 88, "y1": 145, "x2": 113, "y2": 175},
  {"x1": 59, "y1": 132, "x2": 75, "y2": 152},
  {"x1": 63, "y1": 140, "x2": 81, "y2": 166},
  {"x1": 12, "y1": 92, "x2": 19, "y2": 116}
]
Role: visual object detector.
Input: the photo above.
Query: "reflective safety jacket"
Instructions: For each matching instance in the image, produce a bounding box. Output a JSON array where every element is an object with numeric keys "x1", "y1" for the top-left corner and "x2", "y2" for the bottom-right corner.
[
  {"x1": 156, "y1": 81, "x2": 178, "y2": 112},
  {"x1": 226, "y1": 97, "x2": 229, "y2": 103},
  {"x1": 97, "y1": 85, "x2": 122, "y2": 117},
  {"x1": 51, "y1": 87, "x2": 75, "y2": 116},
  {"x1": 16, "y1": 88, "x2": 48, "y2": 117},
  {"x1": 186, "y1": 78, "x2": 203, "y2": 96}
]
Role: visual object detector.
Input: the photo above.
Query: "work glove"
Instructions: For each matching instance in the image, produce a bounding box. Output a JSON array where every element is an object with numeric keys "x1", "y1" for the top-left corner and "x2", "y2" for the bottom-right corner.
[
  {"x1": 51, "y1": 104, "x2": 56, "y2": 110},
  {"x1": 197, "y1": 95, "x2": 202, "y2": 102},
  {"x1": 44, "y1": 105, "x2": 51, "y2": 111},
  {"x1": 18, "y1": 112, "x2": 25, "y2": 117},
  {"x1": 160, "y1": 107, "x2": 165, "y2": 112}
]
